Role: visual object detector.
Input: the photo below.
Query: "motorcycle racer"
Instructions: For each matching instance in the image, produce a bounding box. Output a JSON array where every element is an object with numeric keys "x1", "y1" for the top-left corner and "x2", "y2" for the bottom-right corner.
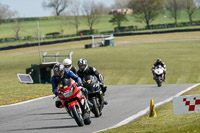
[
  {"x1": 151, "y1": 58, "x2": 166, "y2": 81},
  {"x1": 77, "y1": 58, "x2": 107, "y2": 93},
  {"x1": 77, "y1": 58, "x2": 108, "y2": 105},
  {"x1": 63, "y1": 58, "x2": 77, "y2": 75},
  {"x1": 51, "y1": 63, "x2": 82, "y2": 108}
]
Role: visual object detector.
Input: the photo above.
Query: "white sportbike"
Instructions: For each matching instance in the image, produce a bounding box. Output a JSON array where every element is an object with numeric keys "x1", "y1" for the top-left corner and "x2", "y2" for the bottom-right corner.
[{"x1": 153, "y1": 65, "x2": 166, "y2": 87}]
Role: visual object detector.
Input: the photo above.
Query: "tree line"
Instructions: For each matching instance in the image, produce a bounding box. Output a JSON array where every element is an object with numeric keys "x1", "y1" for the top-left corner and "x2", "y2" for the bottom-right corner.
[
  {"x1": 0, "y1": 0, "x2": 200, "y2": 40},
  {"x1": 42, "y1": 0, "x2": 200, "y2": 29}
]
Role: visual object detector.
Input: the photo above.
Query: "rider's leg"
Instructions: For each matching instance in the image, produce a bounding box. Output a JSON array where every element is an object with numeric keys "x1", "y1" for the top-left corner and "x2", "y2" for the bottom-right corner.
[
  {"x1": 153, "y1": 73, "x2": 156, "y2": 80},
  {"x1": 100, "y1": 84, "x2": 107, "y2": 94},
  {"x1": 100, "y1": 85, "x2": 108, "y2": 105},
  {"x1": 162, "y1": 73, "x2": 166, "y2": 81}
]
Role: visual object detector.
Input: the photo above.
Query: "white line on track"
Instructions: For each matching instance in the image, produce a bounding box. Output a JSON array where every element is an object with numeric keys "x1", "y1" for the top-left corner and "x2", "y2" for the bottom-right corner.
[
  {"x1": 0, "y1": 95, "x2": 54, "y2": 108},
  {"x1": 94, "y1": 83, "x2": 200, "y2": 133}
]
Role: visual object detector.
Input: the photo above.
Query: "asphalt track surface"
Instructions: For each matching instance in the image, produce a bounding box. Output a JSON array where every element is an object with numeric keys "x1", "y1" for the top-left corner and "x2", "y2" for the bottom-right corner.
[{"x1": 0, "y1": 84, "x2": 197, "y2": 133}]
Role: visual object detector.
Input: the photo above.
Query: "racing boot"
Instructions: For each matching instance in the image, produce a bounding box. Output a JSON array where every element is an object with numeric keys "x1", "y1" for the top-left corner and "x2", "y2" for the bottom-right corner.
[{"x1": 103, "y1": 101, "x2": 108, "y2": 105}]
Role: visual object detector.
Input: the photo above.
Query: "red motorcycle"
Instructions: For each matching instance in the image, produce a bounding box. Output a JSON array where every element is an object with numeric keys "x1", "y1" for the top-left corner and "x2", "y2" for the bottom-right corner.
[{"x1": 57, "y1": 78, "x2": 91, "y2": 127}]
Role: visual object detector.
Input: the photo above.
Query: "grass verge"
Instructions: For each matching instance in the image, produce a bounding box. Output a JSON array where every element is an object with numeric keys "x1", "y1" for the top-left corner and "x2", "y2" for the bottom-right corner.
[
  {"x1": 100, "y1": 85, "x2": 200, "y2": 133},
  {"x1": 0, "y1": 32, "x2": 200, "y2": 105}
]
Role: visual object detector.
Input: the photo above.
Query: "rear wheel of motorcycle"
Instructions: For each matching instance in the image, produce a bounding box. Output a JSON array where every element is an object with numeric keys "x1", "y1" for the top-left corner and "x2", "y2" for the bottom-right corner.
[
  {"x1": 91, "y1": 98, "x2": 100, "y2": 117},
  {"x1": 70, "y1": 105, "x2": 84, "y2": 127}
]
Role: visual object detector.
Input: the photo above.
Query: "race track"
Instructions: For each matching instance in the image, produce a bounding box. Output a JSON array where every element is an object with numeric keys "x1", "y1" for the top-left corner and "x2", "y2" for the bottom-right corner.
[{"x1": 0, "y1": 84, "x2": 196, "y2": 133}]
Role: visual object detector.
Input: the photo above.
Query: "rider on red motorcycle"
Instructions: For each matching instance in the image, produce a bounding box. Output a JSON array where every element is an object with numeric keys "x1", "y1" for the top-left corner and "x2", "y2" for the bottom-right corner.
[
  {"x1": 51, "y1": 63, "x2": 82, "y2": 108},
  {"x1": 151, "y1": 58, "x2": 166, "y2": 81}
]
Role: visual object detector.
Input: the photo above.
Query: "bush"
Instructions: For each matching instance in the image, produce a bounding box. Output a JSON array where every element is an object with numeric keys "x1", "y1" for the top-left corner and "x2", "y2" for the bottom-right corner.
[
  {"x1": 147, "y1": 20, "x2": 200, "y2": 29},
  {"x1": 114, "y1": 26, "x2": 138, "y2": 32},
  {"x1": 45, "y1": 32, "x2": 60, "y2": 38},
  {"x1": 24, "y1": 36, "x2": 33, "y2": 40},
  {"x1": 4, "y1": 37, "x2": 16, "y2": 42},
  {"x1": 79, "y1": 29, "x2": 98, "y2": 35}
]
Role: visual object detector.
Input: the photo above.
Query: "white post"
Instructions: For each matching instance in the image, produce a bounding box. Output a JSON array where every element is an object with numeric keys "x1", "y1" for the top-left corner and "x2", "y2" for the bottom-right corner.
[
  {"x1": 56, "y1": 52, "x2": 59, "y2": 62},
  {"x1": 43, "y1": 52, "x2": 47, "y2": 63},
  {"x1": 69, "y1": 51, "x2": 74, "y2": 61},
  {"x1": 164, "y1": 15, "x2": 167, "y2": 28},
  {"x1": 92, "y1": 35, "x2": 95, "y2": 47},
  {"x1": 37, "y1": 21, "x2": 42, "y2": 64}
]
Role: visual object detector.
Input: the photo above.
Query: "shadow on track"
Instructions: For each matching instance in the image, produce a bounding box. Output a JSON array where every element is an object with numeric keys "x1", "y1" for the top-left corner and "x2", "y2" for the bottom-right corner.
[{"x1": 8, "y1": 125, "x2": 78, "y2": 132}]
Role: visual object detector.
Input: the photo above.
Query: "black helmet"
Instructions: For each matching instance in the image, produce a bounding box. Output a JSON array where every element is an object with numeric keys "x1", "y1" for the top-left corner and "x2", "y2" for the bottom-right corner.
[
  {"x1": 53, "y1": 63, "x2": 65, "y2": 76},
  {"x1": 78, "y1": 58, "x2": 88, "y2": 71},
  {"x1": 156, "y1": 58, "x2": 162, "y2": 63},
  {"x1": 78, "y1": 58, "x2": 87, "y2": 66}
]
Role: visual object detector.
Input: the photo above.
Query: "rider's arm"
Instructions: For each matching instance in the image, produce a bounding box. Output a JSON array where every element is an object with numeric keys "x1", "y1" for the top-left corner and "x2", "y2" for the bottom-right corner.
[
  {"x1": 65, "y1": 70, "x2": 82, "y2": 83},
  {"x1": 51, "y1": 76, "x2": 58, "y2": 94},
  {"x1": 71, "y1": 66, "x2": 77, "y2": 75},
  {"x1": 161, "y1": 62, "x2": 166, "y2": 69},
  {"x1": 152, "y1": 64, "x2": 156, "y2": 70},
  {"x1": 90, "y1": 67, "x2": 104, "y2": 84}
]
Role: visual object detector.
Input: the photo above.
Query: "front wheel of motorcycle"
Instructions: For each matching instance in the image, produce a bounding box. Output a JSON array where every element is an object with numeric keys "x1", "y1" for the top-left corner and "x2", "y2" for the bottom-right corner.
[
  {"x1": 70, "y1": 105, "x2": 84, "y2": 127},
  {"x1": 157, "y1": 82, "x2": 162, "y2": 87},
  {"x1": 91, "y1": 98, "x2": 100, "y2": 117},
  {"x1": 156, "y1": 78, "x2": 162, "y2": 87}
]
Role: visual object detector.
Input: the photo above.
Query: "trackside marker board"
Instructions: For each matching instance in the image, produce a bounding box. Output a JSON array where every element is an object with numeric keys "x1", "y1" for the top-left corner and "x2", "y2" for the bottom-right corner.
[
  {"x1": 173, "y1": 95, "x2": 200, "y2": 115},
  {"x1": 17, "y1": 74, "x2": 33, "y2": 83}
]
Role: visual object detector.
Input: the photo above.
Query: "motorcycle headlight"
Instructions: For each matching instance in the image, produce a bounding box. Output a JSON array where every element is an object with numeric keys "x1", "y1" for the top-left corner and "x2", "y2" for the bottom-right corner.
[
  {"x1": 62, "y1": 90, "x2": 73, "y2": 97},
  {"x1": 61, "y1": 85, "x2": 74, "y2": 98}
]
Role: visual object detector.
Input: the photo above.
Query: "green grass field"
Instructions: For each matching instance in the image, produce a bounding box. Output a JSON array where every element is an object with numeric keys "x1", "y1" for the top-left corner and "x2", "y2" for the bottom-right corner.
[
  {"x1": 0, "y1": 31, "x2": 200, "y2": 132},
  {"x1": 0, "y1": 31, "x2": 200, "y2": 105}
]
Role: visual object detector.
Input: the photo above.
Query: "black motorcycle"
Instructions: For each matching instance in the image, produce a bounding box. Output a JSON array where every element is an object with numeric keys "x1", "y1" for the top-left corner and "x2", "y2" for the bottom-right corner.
[{"x1": 83, "y1": 75, "x2": 105, "y2": 117}]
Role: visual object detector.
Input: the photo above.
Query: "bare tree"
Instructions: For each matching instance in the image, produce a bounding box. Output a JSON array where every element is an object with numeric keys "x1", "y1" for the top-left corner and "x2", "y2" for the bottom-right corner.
[
  {"x1": 82, "y1": 0, "x2": 102, "y2": 33},
  {"x1": 129, "y1": 0, "x2": 164, "y2": 28},
  {"x1": 42, "y1": 0, "x2": 69, "y2": 16},
  {"x1": 12, "y1": 18, "x2": 23, "y2": 40},
  {"x1": 68, "y1": 0, "x2": 81, "y2": 35},
  {"x1": 183, "y1": 0, "x2": 197, "y2": 24},
  {"x1": 0, "y1": 3, "x2": 16, "y2": 24},
  {"x1": 165, "y1": 0, "x2": 183, "y2": 26}
]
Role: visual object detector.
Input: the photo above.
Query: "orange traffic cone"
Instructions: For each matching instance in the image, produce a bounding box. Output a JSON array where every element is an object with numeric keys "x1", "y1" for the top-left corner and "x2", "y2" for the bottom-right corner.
[{"x1": 149, "y1": 99, "x2": 157, "y2": 117}]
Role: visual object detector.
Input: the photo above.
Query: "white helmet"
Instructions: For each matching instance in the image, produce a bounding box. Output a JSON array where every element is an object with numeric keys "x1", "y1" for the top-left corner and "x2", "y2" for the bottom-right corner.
[{"x1": 63, "y1": 58, "x2": 72, "y2": 70}]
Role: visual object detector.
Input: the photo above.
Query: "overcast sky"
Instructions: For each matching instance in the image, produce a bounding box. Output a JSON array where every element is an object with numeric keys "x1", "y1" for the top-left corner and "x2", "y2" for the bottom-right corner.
[{"x1": 0, "y1": 0, "x2": 115, "y2": 18}]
